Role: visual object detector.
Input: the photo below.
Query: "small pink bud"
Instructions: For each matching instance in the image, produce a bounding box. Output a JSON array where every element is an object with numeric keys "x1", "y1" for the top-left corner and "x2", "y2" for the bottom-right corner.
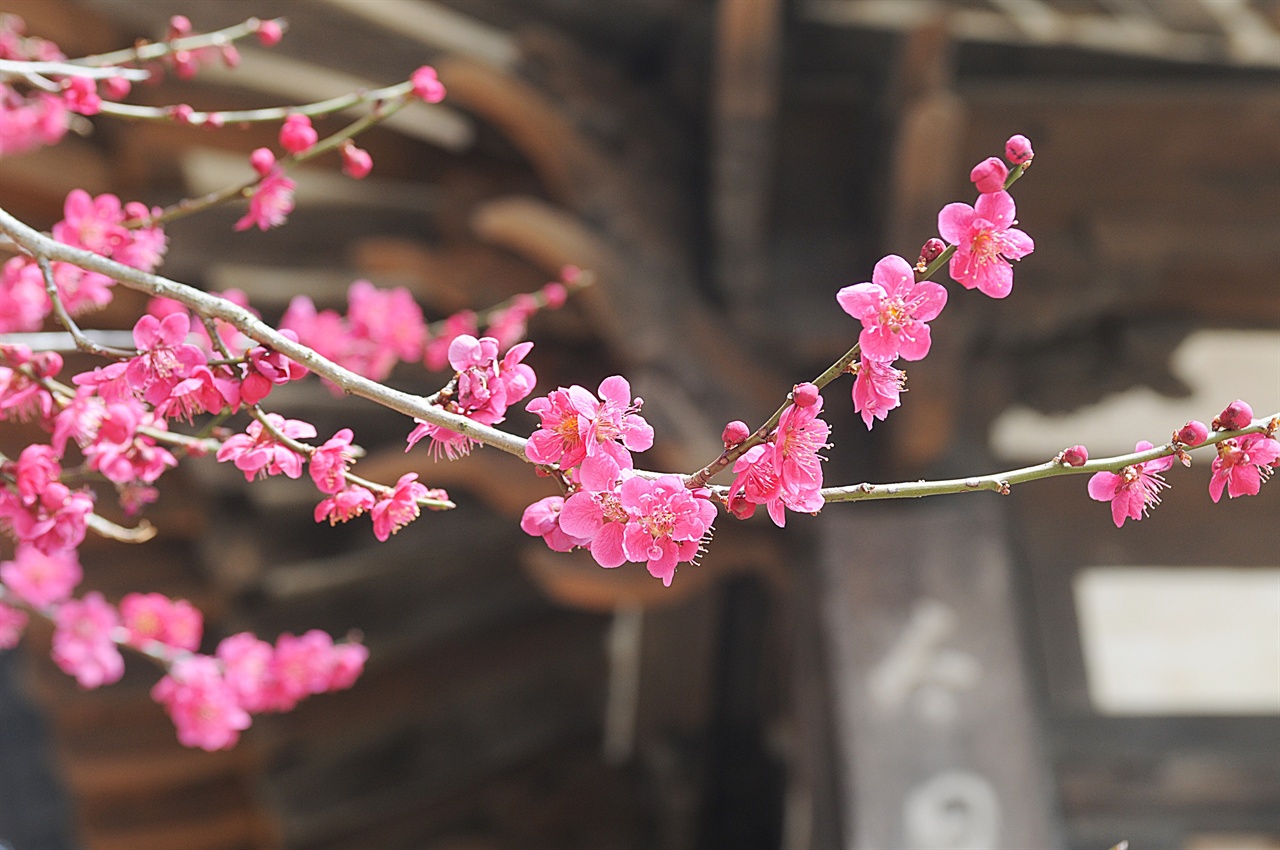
[
  {"x1": 722, "y1": 420, "x2": 750, "y2": 447},
  {"x1": 727, "y1": 492, "x2": 756, "y2": 520},
  {"x1": 1213, "y1": 399, "x2": 1253, "y2": 431},
  {"x1": 1005, "y1": 134, "x2": 1034, "y2": 165},
  {"x1": 256, "y1": 19, "x2": 284, "y2": 47},
  {"x1": 340, "y1": 142, "x2": 373, "y2": 179},
  {"x1": 204, "y1": 112, "x2": 225, "y2": 130},
  {"x1": 540, "y1": 282, "x2": 567, "y2": 309},
  {"x1": 917, "y1": 237, "x2": 946, "y2": 266},
  {"x1": 411, "y1": 66, "x2": 446, "y2": 103},
  {"x1": 1174, "y1": 420, "x2": 1209, "y2": 446},
  {"x1": 221, "y1": 44, "x2": 240, "y2": 68},
  {"x1": 970, "y1": 157, "x2": 1009, "y2": 194},
  {"x1": 249, "y1": 147, "x2": 276, "y2": 176},
  {"x1": 792, "y1": 382, "x2": 820, "y2": 408},
  {"x1": 167, "y1": 15, "x2": 192, "y2": 38},
  {"x1": 279, "y1": 114, "x2": 317, "y2": 154},
  {"x1": 171, "y1": 50, "x2": 198, "y2": 80},
  {"x1": 560, "y1": 264, "x2": 582, "y2": 284},
  {"x1": 169, "y1": 103, "x2": 194, "y2": 124},
  {"x1": 1060, "y1": 445, "x2": 1088, "y2": 467},
  {"x1": 102, "y1": 76, "x2": 131, "y2": 101}
]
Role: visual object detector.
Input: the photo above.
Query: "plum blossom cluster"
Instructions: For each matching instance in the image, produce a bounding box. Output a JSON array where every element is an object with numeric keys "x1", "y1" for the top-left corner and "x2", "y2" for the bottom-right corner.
[
  {"x1": 0, "y1": 558, "x2": 366, "y2": 750},
  {"x1": 836, "y1": 136, "x2": 1034, "y2": 430},
  {"x1": 522, "y1": 376, "x2": 718, "y2": 586},
  {"x1": 0, "y1": 189, "x2": 168, "y2": 332},
  {"x1": 0, "y1": 16, "x2": 74, "y2": 157},
  {"x1": 282, "y1": 274, "x2": 572, "y2": 386},
  {"x1": 1083, "y1": 399, "x2": 1280, "y2": 527}
]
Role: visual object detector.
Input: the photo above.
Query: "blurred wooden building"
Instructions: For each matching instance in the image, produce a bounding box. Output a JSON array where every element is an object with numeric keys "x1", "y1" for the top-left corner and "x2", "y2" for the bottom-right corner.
[{"x1": 1, "y1": 1, "x2": 1278, "y2": 849}]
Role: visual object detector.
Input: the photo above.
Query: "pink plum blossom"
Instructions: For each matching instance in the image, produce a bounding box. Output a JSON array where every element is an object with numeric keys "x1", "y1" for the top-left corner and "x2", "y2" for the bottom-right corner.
[
  {"x1": 217, "y1": 632, "x2": 276, "y2": 712},
  {"x1": 310, "y1": 428, "x2": 356, "y2": 494},
  {"x1": 520, "y1": 496, "x2": 589, "y2": 552},
  {"x1": 120, "y1": 592, "x2": 202, "y2": 652},
  {"x1": 216, "y1": 414, "x2": 316, "y2": 481},
  {"x1": 51, "y1": 592, "x2": 124, "y2": 689},
  {"x1": 125, "y1": 312, "x2": 208, "y2": 407},
  {"x1": 837, "y1": 255, "x2": 947, "y2": 362},
  {"x1": 851, "y1": 357, "x2": 905, "y2": 429},
  {"x1": 937, "y1": 191, "x2": 1034, "y2": 298},
  {"x1": 370, "y1": 473, "x2": 429, "y2": 541},
  {"x1": 526, "y1": 376, "x2": 653, "y2": 485},
  {"x1": 1087, "y1": 441, "x2": 1174, "y2": 527},
  {"x1": 152, "y1": 655, "x2": 251, "y2": 751},
  {"x1": 235, "y1": 169, "x2": 295, "y2": 231},
  {"x1": 0, "y1": 601, "x2": 27, "y2": 649},
  {"x1": 772, "y1": 395, "x2": 829, "y2": 515},
  {"x1": 558, "y1": 473, "x2": 631, "y2": 569},
  {"x1": 315, "y1": 485, "x2": 376, "y2": 526},
  {"x1": 619, "y1": 475, "x2": 716, "y2": 586},
  {"x1": 0, "y1": 544, "x2": 82, "y2": 608},
  {"x1": 1209, "y1": 434, "x2": 1280, "y2": 503}
]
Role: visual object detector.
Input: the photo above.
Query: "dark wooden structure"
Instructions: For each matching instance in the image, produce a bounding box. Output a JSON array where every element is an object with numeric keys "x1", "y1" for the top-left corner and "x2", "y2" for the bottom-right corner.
[{"x1": 1, "y1": 1, "x2": 1278, "y2": 849}]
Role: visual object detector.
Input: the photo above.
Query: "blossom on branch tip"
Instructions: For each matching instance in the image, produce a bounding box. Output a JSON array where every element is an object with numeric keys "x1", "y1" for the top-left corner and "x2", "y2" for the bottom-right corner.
[
  {"x1": 837, "y1": 254, "x2": 947, "y2": 362},
  {"x1": 411, "y1": 66, "x2": 446, "y2": 103},
  {"x1": 1087, "y1": 441, "x2": 1173, "y2": 527},
  {"x1": 1005, "y1": 134, "x2": 1034, "y2": 165},
  {"x1": 937, "y1": 191, "x2": 1034, "y2": 298},
  {"x1": 1209, "y1": 434, "x2": 1280, "y2": 503}
]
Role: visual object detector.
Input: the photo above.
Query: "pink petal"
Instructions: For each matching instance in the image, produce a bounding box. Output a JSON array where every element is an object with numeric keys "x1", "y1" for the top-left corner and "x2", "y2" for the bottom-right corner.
[
  {"x1": 912, "y1": 282, "x2": 948, "y2": 322},
  {"x1": 937, "y1": 203, "x2": 975, "y2": 243},
  {"x1": 836, "y1": 282, "x2": 883, "y2": 321},
  {"x1": 974, "y1": 191, "x2": 1015, "y2": 228},
  {"x1": 597, "y1": 375, "x2": 632, "y2": 407},
  {"x1": 871, "y1": 255, "x2": 915, "y2": 297}
]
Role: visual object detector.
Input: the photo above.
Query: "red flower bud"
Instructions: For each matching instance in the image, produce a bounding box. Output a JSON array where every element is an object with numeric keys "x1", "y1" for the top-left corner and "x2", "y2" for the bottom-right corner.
[
  {"x1": 340, "y1": 143, "x2": 373, "y2": 179},
  {"x1": 1060, "y1": 445, "x2": 1088, "y2": 467},
  {"x1": 102, "y1": 76, "x2": 131, "y2": 101},
  {"x1": 792, "y1": 382, "x2": 820, "y2": 408},
  {"x1": 411, "y1": 66, "x2": 446, "y2": 103},
  {"x1": 279, "y1": 114, "x2": 317, "y2": 154},
  {"x1": 970, "y1": 157, "x2": 1009, "y2": 194},
  {"x1": 249, "y1": 147, "x2": 276, "y2": 176},
  {"x1": 722, "y1": 420, "x2": 751, "y2": 447},
  {"x1": 540, "y1": 282, "x2": 568, "y2": 309},
  {"x1": 1005, "y1": 134, "x2": 1034, "y2": 165},
  {"x1": 1174, "y1": 420, "x2": 1209, "y2": 446},
  {"x1": 256, "y1": 19, "x2": 284, "y2": 47},
  {"x1": 917, "y1": 237, "x2": 946, "y2": 267},
  {"x1": 1213, "y1": 400, "x2": 1253, "y2": 431}
]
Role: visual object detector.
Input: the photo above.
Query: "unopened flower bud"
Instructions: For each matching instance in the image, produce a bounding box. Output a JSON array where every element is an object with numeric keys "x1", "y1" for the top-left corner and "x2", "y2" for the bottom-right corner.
[
  {"x1": 1005, "y1": 134, "x2": 1034, "y2": 165},
  {"x1": 1213, "y1": 399, "x2": 1253, "y2": 431},
  {"x1": 917, "y1": 237, "x2": 946, "y2": 267},
  {"x1": 411, "y1": 66, "x2": 446, "y2": 103},
  {"x1": 249, "y1": 147, "x2": 276, "y2": 176},
  {"x1": 279, "y1": 113, "x2": 317, "y2": 154},
  {"x1": 722, "y1": 420, "x2": 750, "y2": 447},
  {"x1": 727, "y1": 492, "x2": 756, "y2": 520},
  {"x1": 102, "y1": 76, "x2": 131, "y2": 101},
  {"x1": 792, "y1": 382, "x2": 820, "y2": 408},
  {"x1": 1059, "y1": 445, "x2": 1088, "y2": 467},
  {"x1": 255, "y1": 19, "x2": 284, "y2": 47},
  {"x1": 540, "y1": 282, "x2": 567, "y2": 309},
  {"x1": 168, "y1": 103, "x2": 194, "y2": 124},
  {"x1": 204, "y1": 112, "x2": 225, "y2": 130},
  {"x1": 221, "y1": 44, "x2": 240, "y2": 68},
  {"x1": 340, "y1": 142, "x2": 373, "y2": 179},
  {"x1": 167, "y1": 15, "x2": 192, "y2": 38},
  {"x1": 1174, "y1": 420, "x2": 1209, "y2": 446},
  {"x1": 970, "y1": 157, "x2": 1009, "y2": 194}
]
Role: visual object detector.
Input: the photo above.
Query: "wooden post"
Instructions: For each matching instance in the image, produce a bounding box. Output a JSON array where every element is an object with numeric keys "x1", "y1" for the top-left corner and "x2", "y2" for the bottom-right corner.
[{"x1": 820, "y1": 500, "x2": 1061, "y2": 850}]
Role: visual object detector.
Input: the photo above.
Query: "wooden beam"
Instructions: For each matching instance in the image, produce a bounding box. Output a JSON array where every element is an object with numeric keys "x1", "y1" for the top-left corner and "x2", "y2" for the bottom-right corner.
[{"x1": 712, "y1": 0, "x2": 784, "y2": 315}]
